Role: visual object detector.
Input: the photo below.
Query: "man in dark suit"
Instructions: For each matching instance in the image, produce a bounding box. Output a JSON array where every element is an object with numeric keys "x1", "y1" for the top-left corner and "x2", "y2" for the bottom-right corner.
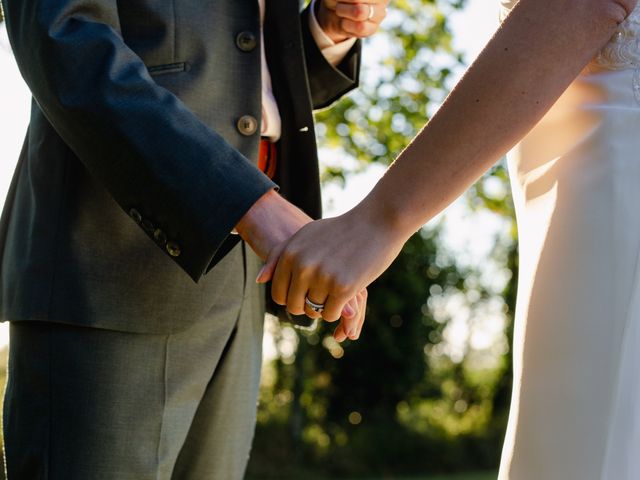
[{"x1": 0, "y1": 0, "x2": 387, "y2": 477}]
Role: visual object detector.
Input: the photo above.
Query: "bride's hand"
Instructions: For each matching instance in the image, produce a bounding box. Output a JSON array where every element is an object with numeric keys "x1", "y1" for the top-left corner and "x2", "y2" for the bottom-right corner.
[{"x1": 256, "y1": 206, "x2": 407, "y2": 339}]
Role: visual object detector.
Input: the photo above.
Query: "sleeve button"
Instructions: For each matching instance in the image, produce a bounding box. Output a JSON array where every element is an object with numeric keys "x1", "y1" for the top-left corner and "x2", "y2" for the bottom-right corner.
[
  {"x1": 153, "y1": 228, "x2": 167, "y2": 246},
  {"x1": 141, "y1": 219, "x2": 155, "y2": 233},
  {"x1": 166, "y1": 242, "x2": 181, "y2": 257},
  {"x1": 129, "y1": 208, "x2": 143, "y2": 224}
]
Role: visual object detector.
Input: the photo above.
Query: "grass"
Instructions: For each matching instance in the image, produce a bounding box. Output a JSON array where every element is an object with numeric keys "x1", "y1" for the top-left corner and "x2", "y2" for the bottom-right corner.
[
  {"x1": 381, "y1": 474, "x2": 496, "y2": 480},
  {"x1": 247, "y1": 472, "x2": 497, "y2": 480}
]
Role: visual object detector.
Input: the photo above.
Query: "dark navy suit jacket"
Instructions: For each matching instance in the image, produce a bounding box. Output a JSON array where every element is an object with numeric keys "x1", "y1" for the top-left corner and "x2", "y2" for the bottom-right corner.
[{"x1": 0, "y1": 0, "x2": 360, "y2": 332}]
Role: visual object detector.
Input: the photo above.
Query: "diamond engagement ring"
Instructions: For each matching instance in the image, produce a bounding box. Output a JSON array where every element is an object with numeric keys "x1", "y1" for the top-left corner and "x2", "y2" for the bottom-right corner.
[
  {"x1": 305, "y1": 296, "x2": 325, "y2": 313},
  {"x1": 367, "y1": 4, "x2": 375, "y2": 21}
]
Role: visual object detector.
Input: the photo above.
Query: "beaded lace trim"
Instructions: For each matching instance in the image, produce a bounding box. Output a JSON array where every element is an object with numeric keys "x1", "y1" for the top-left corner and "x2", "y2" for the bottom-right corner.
[
  {"x1": 593, "y1": 7, "x2": 640, "y2": 68},
  {"x1": 502, "y1": 2, "x2": 640, "y2": 104},
  {"x1": 590, "y1": 6, "x2": 640, "y2": 103}
]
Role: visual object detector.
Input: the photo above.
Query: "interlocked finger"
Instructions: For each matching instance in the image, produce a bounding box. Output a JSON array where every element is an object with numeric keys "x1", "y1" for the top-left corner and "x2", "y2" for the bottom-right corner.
[
  {"x1": 270, "y1": 257, "x2": 292, "y2": 306},
  {"x1": 333, "y1": 321, "x2": 348, "y2": 343},
  {"x1": 333, "y1": 290, "x2": 367, "y2": 342},
  {"x1": 286, "y1": 275, "x2": 310, "y2": 316},
  {"x1": 321, "y1": 294, "x2": 351, "y2": 323},
  {"x1": 354, "y1": 289, "x2": 368, "y2": 339}
]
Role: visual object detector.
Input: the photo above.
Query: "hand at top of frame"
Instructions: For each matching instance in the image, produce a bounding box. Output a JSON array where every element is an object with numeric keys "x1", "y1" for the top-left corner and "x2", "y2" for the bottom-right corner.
[
  {"x1": 317, "y1": 0, "x2": 389, "y2": 44},
  {"x1": 256, "y1": 204, "x2": 407, "y2": 341}
]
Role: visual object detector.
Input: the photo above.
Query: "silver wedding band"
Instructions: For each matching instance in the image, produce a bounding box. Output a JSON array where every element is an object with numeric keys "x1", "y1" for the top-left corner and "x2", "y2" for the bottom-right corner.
[
  {"x1": 305, "y1": 296, "x2": 325, "y2": 313},
  {"x1": 367, "y1": 4, "x2": 375, "y2": 21}
]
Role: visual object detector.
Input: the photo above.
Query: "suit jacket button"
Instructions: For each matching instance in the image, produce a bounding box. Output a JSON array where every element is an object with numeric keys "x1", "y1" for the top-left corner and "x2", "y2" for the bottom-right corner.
[
  {"x1": 166, "y1": 241, "x2": 181, "y2": 257},
  {"x1": 141, "y1": 219, "x2": 155, "y2": 233},
  {"x1": 129, "y1": 208, "x2": 142, "y2": 224},
  {"x1": 236, "y1": 31, "x2": 257, "y2": 52},
  {"x1": 237, "y1": 115, "x2": 258, "y2": 136},
  {"x1": 153, "y1": 228, "x2": 167, "y2": 246}
]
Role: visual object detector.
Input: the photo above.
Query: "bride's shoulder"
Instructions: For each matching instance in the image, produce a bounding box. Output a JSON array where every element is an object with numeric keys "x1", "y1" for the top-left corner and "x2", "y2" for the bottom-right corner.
[
  {"x1": 592, "y1": 3, "x2": 640, "y2": 71},
  {"x1": 499, "y1": 0, "x2": 517, "y2": 20}
]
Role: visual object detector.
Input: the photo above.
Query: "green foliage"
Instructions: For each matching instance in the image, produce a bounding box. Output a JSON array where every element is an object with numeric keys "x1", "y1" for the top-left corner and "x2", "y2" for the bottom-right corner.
[
  {"x1": 0, "y1": 0, "x2": 517, "y2": 476},
  {"x1": 315, "y1": 0, "x2": 464, "y2": 182},
  {"x1": 249, "y1": 228, "x2": 510, "y2": 477},
  {"x1": 0, "y1": 347, "x2": 7, "y2": 479},
  {"x1": 250, "y1": 0, "x2": 519, "y2": 476}
]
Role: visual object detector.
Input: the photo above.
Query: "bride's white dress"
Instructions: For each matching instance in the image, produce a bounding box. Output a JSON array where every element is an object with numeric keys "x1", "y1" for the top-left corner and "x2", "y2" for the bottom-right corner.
[{"x1": 499, "y1": 2, "x2": 640, "y2": 479}]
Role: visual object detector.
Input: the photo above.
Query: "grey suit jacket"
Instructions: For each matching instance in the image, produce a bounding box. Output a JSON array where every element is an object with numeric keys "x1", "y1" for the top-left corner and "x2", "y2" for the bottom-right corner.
[{"x1": 0, "y1": 0, "x2": 360, "y2": 333}]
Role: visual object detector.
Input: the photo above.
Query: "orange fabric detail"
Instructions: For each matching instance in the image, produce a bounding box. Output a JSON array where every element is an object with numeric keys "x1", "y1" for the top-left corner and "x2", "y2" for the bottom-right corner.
[{"x1": 258, "y1": 139, "x2": 277, "y2": 179}]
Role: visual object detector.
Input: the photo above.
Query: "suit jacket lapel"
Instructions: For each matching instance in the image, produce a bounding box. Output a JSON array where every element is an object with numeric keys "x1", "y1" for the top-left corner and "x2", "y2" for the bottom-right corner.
[{"x1": 264, "y1": 0, "x2": 315, "y2": 132}]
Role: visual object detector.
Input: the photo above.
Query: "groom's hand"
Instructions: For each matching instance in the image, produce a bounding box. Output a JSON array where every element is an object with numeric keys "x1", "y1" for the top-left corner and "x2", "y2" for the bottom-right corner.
[
  {"x1": 332, "y1": 288, "x2": 368, "y2": 342},
  {"x1": 317, "y1": 0, "x2": 389, "y2": 43},
  {"x1": 234, "y1": 189, "x2": 312, "y2": 261}
]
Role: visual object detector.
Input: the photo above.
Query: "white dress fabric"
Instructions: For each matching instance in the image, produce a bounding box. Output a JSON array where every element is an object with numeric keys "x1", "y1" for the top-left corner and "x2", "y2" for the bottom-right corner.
[{"x1": 498, "y1": 2, "x2": 640, "y2": 479}]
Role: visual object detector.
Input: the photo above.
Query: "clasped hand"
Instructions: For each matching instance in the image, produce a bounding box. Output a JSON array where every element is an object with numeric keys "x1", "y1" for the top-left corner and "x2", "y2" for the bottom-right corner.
[
  {"x1": 235, "y1": 190, "x2": 371, "y2": 341},
  {"x1": 256, "y1": 207, "x2": 405, "y2": 342},
  {"x1": 317, "y1": 0, "x2": 389, "y2": 43},
  {"x1": 238, "y1": 0, "x2": 390, "y2": 340}
]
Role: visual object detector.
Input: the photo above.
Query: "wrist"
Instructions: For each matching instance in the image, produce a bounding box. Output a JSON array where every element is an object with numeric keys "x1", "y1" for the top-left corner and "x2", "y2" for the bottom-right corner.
[
  {"x1": 234, "y1": 189, "x2": 313, "y2": 260},
  {"x1": 234, "y1": 189, "x2": 279, "y2": 241},
  {"x1": 349, "y1": 196, "x2": 415, "y2": 246}
]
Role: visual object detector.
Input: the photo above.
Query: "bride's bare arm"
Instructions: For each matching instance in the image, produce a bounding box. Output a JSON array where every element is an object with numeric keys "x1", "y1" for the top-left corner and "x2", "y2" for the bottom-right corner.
[
  {"x1": 365, "y1": 0, "x2": 635, "y2": 237},
  {"x1": 261, "y1": 0, "x2": 637, "y2": 336}
]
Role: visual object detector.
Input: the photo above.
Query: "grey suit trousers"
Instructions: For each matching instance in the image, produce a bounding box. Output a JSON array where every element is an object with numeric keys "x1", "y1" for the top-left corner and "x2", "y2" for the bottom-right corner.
[{"x1": 3, "y1": 243, "x2": 265, "y2": 480}]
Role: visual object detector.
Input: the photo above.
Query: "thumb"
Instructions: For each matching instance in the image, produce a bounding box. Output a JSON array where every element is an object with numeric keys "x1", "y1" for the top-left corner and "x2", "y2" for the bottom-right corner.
[{"x1": 256, "y1": 244, "x2": 283, "y2": 284}]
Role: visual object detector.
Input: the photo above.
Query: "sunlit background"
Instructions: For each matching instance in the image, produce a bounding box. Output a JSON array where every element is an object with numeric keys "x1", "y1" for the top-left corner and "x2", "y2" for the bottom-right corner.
[
  {"x1": 261, "y1": 1, "x2": 511, "y2": 375},
  {"x1": 0, "y1": 2, "x2": 514, "y2": 479},
  {"x1": 0, "y1": 0, "x2": 502, "y2": 362}
]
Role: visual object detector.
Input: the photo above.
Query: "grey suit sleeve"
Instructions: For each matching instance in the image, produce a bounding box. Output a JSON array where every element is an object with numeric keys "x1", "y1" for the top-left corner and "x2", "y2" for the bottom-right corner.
[
  {"x1": 2, "y1": 0, "x2": 276, "y2": 282},
  {"x1": 300, "y1": 3, "x2": 362, "y2": 109}
]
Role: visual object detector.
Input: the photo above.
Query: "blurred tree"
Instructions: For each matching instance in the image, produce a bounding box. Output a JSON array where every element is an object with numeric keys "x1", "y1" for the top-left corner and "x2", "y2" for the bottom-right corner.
[
  {"x1": 0, "y1": 0, "x2": 518, "y2": 476},
  {"x1": 0, "y1": 347, "x2": 7, "y2": 480},
  {"x1": 249, "y1": 0, "x2": 519, "y2": 476},
  {"x1": 297, "y1": 229, "x2": 496, "y2": 476},
  {"x1": 250, "y1": 226, "x2": 513, "y2": 477},
  {"x1": 315, "y1": 0, "x2": 464, "y2": 175}
]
